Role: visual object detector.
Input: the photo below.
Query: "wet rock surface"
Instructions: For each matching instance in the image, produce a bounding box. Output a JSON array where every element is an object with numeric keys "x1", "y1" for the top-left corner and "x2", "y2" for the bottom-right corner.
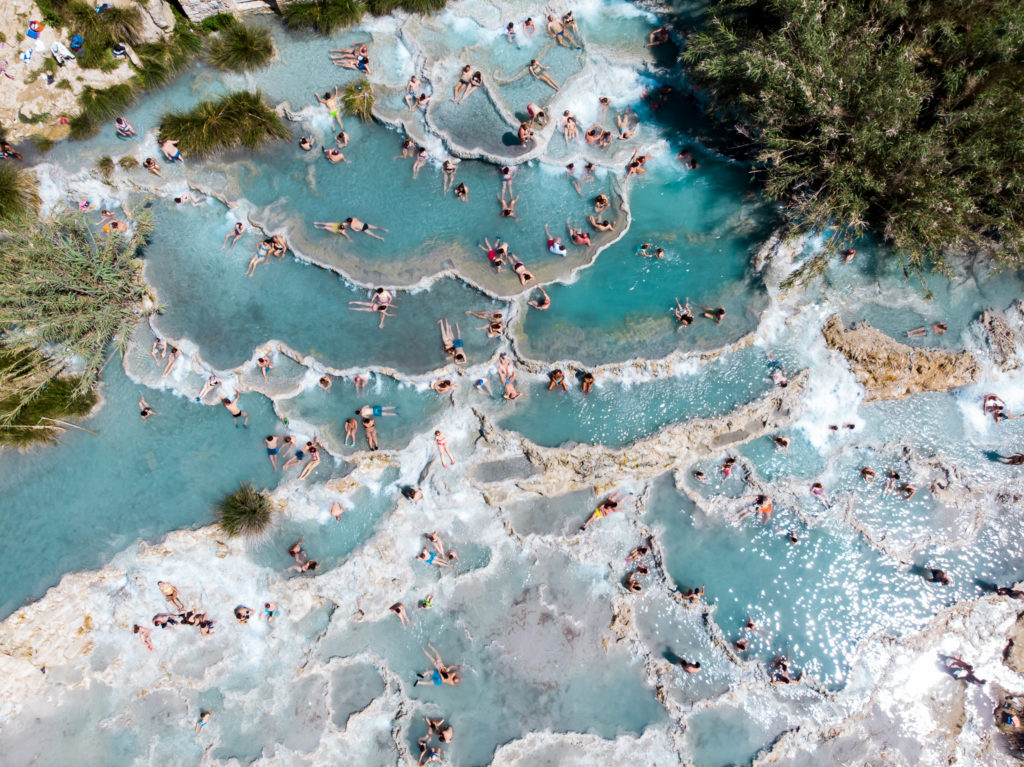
[{"x1": 822, "y1": 315, "x2": 979, "y2": 401}]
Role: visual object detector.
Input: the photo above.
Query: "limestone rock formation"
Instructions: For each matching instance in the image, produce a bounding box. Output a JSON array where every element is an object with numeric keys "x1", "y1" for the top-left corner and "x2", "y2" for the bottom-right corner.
[
  {"x1": 977, "y1": 306, "x2": 1022, "y2": 372},
  {"x1": 822, "y1": 316, "x2": 979, "y2": 401}
]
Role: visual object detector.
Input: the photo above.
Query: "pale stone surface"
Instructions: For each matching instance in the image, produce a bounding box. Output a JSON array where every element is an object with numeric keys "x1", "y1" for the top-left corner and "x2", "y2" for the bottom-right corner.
[{"x1": 0, "y1": 0, "x2": 177, "y2": 142}]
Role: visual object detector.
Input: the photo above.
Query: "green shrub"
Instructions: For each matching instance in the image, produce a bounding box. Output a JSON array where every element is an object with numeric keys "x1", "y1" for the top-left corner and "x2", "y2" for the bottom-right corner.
[
  {"x1": 207, "y1": 22, "x2": 275, "y2": 72},
  {"x1": 55, "y1": 78, "x2": 72, "y2": 90},
  {"x1": 0, "y1": 164, "x2": 40, "y2": 221},
  {"x1": 199, "y1": 12, "x2": 237, "y2": 32},
  {"x1": 31, "y1": 135, "x2": 55, "y2": 153},
  {"x1": 17, "y1": 109, "x2": 49, "y2": 124},
  {"x1": 342, "y1": 79, "x2": 374, "y2": 122},
  {"x1": 363, "y1": 0, "x2": 402, "y2": 13},
  {"x1": 283, "y1": 0, "x2": 364, "y2": 34},
  {"x1": 0, "y1": 348, "x2": 96, "y2": 446},
  {"x1": 43, "y1": 56, "x2": 60, "y2": 75},
  {"x1": 216, "y1": 483, "x2": 272, "y2": 539},
  {"x1": 133, "y1": 16, "x2": 202, "y2": 89},
  {"x1": 685, "y1": 0, "x2": 1024, "y2": 270},
  {"x1": 398, "y1": 0, "x2": 446, "y2": 12},
  {"x1": 0, "y1": 208, "x2": 154, "y2": 393},
  {"x1": 158, "y1": 90, "x2": 289, "y2": 158},
  {"x1": 97, "y1": 155, "x2": 115, "y2": 181},
  {"x1": 118, "y1": 156, "x2": 139, "y2": 169},
  {"x1": 69, "y1": 82, "x2": 138, "y2": 139}
]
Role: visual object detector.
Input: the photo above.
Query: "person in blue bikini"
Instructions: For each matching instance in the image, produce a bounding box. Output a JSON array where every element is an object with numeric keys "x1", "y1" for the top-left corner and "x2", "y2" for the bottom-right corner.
[
  {"x1": 416, "y1": 547, "x2": 452, "y2": 567},
  {"x1": 195, "y1": 711, "x2": 211, "y2": 732},
  {"x1": 415, "y1": 644, "x2": 460, "y2": 686},
  {"x1": 356, "y1": 405, "x2": 397, "y2": 418}
]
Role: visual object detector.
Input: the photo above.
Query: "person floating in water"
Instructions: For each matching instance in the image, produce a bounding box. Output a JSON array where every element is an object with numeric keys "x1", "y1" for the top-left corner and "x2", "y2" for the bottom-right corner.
[
  {"x1": 414, "y1": 644, "x2": 461, "y2": 686},
  {"x1": 222, "y1": 221, "x2": 245, "y2": 250},
  {"x1": 674, "y1": 298, "x2": 694, "y2": 326},
  {"x1": 732, "y1": 494, "x2": 773, "y2": 524},
  {"x1": 349, "y1": 288, "x2": 395, "y2": 329},
  {"x1": 696, "y1": 303, "x2": 726, "y2": 324},
  {"x1": 138, "y1": 396, "x2": 157, "y2": 421},
  {"x1": 528, "y1": 58, "x2": 560, "y2": 91},
  {"x1": 439, "y1": 319, "x2": 467, "y2": 364},
  {"x1": 390, "y1": 602, "x2": 411, "y2": 629},
  {"x1": 345, "y1": 216, "x2": 388, "y2": 241}
]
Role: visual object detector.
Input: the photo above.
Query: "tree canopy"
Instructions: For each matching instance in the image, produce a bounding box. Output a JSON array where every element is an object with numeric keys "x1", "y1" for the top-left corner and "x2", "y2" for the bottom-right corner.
[{"x1": 684, "y1": 0, "x2": 1024, "y2": 269}]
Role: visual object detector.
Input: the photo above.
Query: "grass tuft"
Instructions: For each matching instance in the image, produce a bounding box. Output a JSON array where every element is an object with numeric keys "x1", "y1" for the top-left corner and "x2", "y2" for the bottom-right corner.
[
  {"x1": 69, "y1": 82, "x2": 137, "y2": 139},
  {"x1": 283, "y1": 0, "x2": 364, "y2": 34},
  {"x1": 0, "y1": 208, "x2": 153, "y2": 397},
  {"x1": 158, "y1": 90, "x2": 289, "y2": 158},
  {"x1": 207, "y1": 22, "x2": 275, "y2": 72},
  {"x1": 0, "y1": 348, "x2": 96, "y2": 446},
  {"x1": 342, "y1": 79, "x2": 374, "y2": 122},
  {"x1": 0, "y1": 164, "x2": 40, "y2": 221},
  {"x1": 216, "y1": 483, "x2": 273, "y2": 540}
]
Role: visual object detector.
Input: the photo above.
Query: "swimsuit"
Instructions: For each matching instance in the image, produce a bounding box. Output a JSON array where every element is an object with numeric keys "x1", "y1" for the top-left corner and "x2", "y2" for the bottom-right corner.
[
  {"x1": 372, "y1": 406, "x2": 382, "y2": 416},
  {"x1": 426, "y1": 551, "x2": 437, "y2": 564},
  {"x1": 432, "y1": 668, "x2": 442, "y2": 685},
  {"x1": 295, "y1": 450, "x2": 305, "y2": 460},
  {"x1": 453, "y1": 339, "x2": 463, "y2": 349},
  {"x1": 266, "y1": 446, "x2": 278, "y2": 455},
  {"x1": 592, "y1": 508, "x2": 603, "y2": 519}
]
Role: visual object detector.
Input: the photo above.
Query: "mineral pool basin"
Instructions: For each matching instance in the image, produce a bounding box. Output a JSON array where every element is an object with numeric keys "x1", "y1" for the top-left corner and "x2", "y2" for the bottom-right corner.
[
  {"x1": 518, "y1": 154, "x2": 775, "y2": 365},
  {"x1": 497, "y1": 345, "x2": 774, "y2": 448},
  {"x1": 643, "y1": 474, "x2": 1012, "y2": 686},
  {"x1": 0, "y1": 360, "x2": 281, "y2": 618},
  {"x1": 143, "y1": 200, "x2": 506, "y2": 373},
  {"x1": 316, "y1": 547, "x2": 666, "y2": 765}
]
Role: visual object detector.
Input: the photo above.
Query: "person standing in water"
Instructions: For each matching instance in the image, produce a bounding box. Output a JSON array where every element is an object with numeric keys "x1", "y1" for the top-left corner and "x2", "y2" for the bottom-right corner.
[
  {"x1": 220, "y1": 392, "x2": 249, "y2": 427},
  {"x1": 442, "y1": 160, "x2": 457, "y2": 194},
  {"x1": 264, "y1": 435, "x2": 279, "y2": 470},
  {"x1": 316, "y1": 87, "x2": 344, "y2": 130}
]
